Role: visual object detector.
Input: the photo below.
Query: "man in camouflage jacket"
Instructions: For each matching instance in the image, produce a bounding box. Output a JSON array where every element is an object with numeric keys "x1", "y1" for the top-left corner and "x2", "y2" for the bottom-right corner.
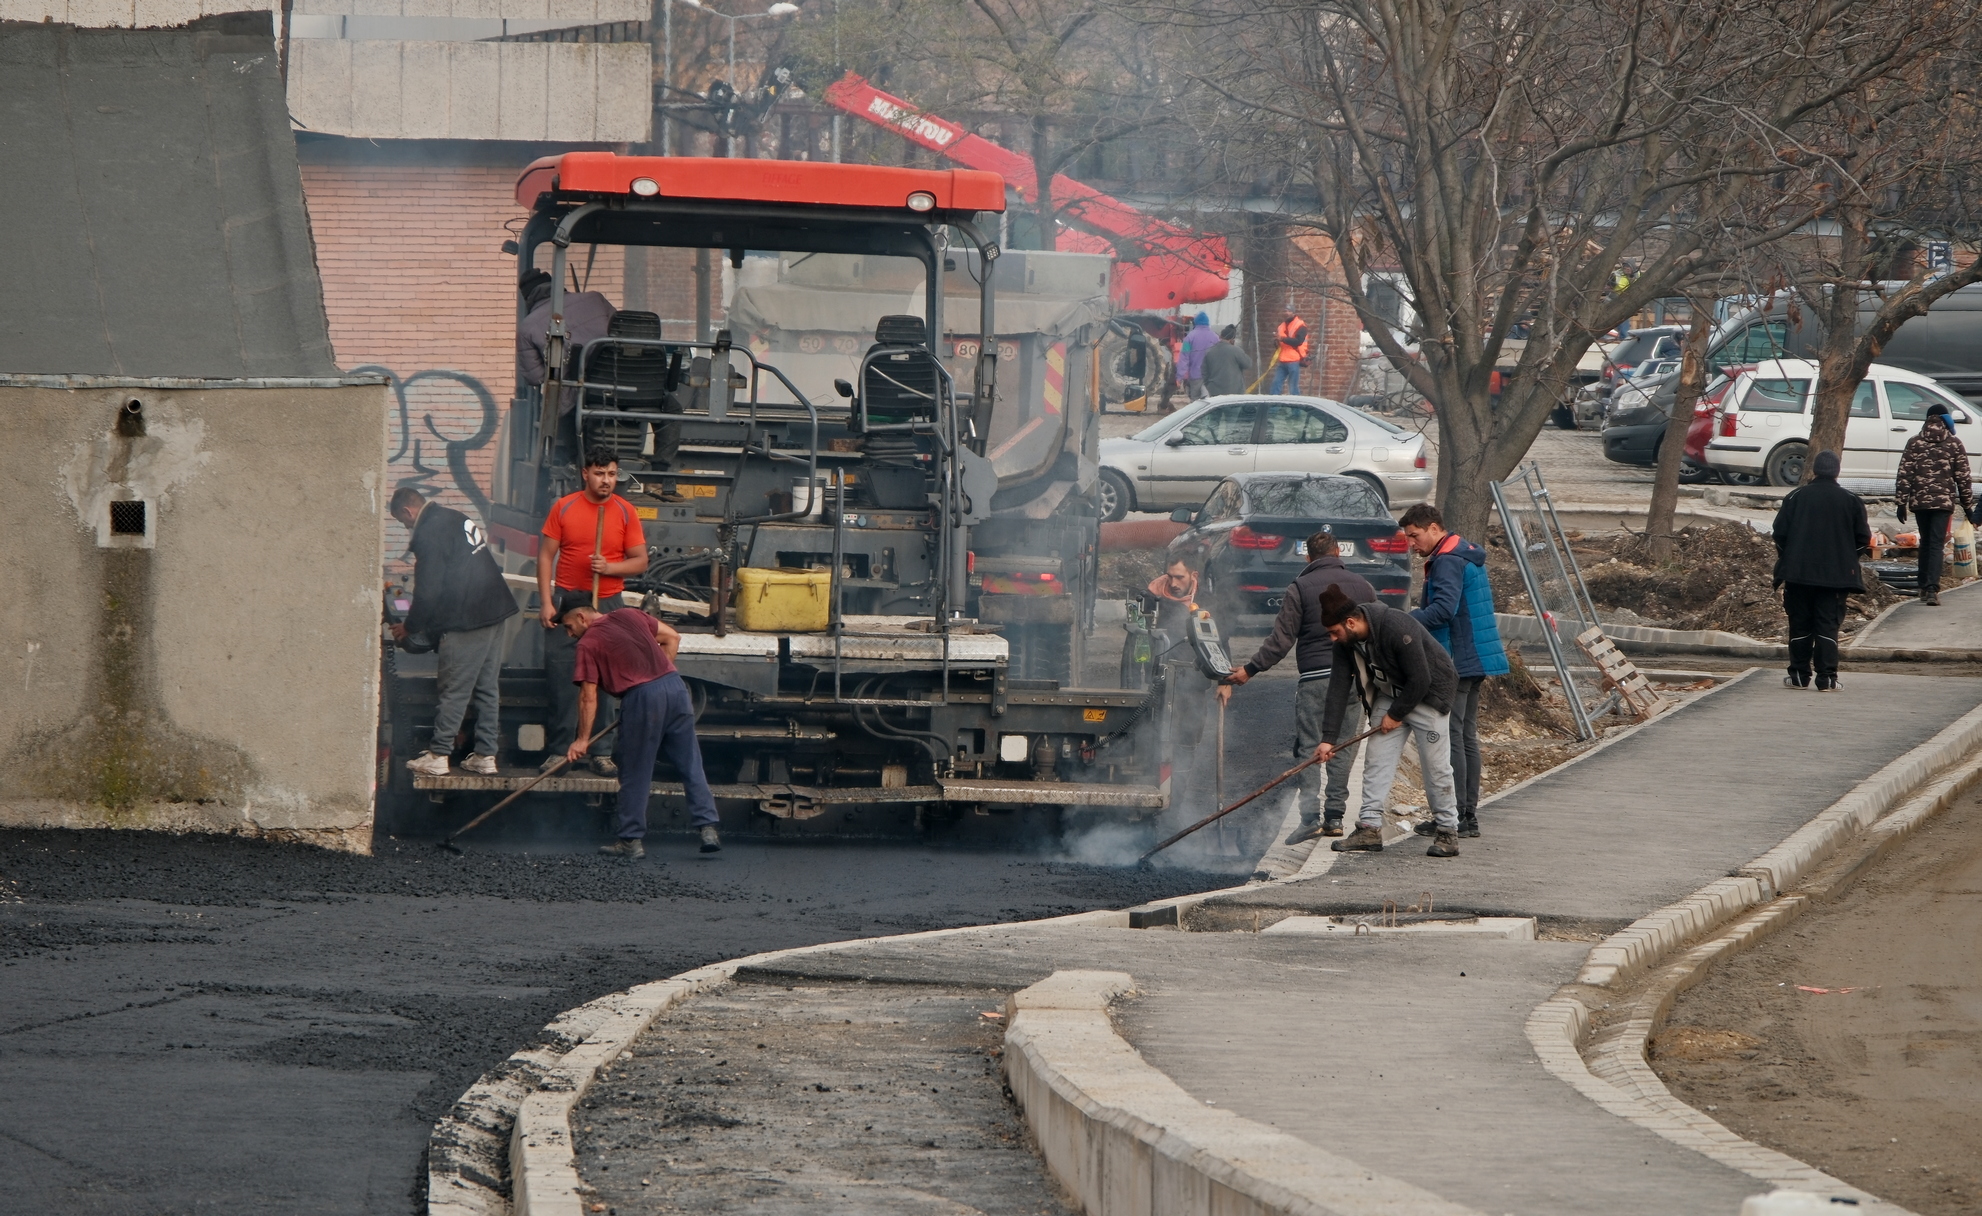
[{"x1": 1894, "y1": 400, "x2": 1975, "y2": 605}]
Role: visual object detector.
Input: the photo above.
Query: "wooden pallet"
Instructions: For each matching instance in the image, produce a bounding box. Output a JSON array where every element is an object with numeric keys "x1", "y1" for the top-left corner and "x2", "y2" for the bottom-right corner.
[{"x1": 1575, "y1": 625, "x2": 1672, "y2": 720}]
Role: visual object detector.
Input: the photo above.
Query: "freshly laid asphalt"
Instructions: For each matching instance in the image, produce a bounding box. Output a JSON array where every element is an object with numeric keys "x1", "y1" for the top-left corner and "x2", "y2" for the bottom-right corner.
[
  {"x1": 1855, "y1": 576, "x2": 1982, "y2": 651},
  {"x1": 0, "y1": 833, "x2": 1227, "y2": 1215}
]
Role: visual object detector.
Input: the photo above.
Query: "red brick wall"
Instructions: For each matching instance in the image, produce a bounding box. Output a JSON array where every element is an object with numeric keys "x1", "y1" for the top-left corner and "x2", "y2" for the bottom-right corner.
[
  {"x1": 1234, "y1": 221, "x2": 1363, "y2": 401},
  {"x1": 298, "y1": 152, "x2": 623, "y2": 566}
]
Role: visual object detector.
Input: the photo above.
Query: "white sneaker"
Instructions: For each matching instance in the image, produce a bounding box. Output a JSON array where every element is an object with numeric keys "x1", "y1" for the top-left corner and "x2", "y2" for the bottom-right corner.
[
  {"x1": 461, "y1": 754, "x2": 498, "y2": 775},
  {"x1": 406, "y1": 752, "x2": 450, "y2": 777}
]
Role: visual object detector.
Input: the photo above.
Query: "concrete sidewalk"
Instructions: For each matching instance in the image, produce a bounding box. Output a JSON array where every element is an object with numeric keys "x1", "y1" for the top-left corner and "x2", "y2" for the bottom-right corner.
[
  {"x1": 1854, "y1": 576, "x2": 1982, "y2": 652},
  {"x1": 546, "y1": 669, "x2": 1982, "y2": 1215}
]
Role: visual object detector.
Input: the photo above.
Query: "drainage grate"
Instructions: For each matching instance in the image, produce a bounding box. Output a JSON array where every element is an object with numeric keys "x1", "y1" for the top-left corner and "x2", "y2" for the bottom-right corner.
[{"x1": 110, "y1": 501, "x2": 147, "y2": 535}]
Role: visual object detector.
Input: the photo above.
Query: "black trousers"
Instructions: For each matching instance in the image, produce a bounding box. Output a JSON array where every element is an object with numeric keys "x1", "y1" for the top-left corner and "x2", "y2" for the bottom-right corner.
[
  {"x1": 1784, "y1": 584, "x2": 1849, "y2": 681},
  {"x1": 1448, "y1": 677, "x2": 1484, "y2": 818},
  {"x1": 1916, "y1": 509, "x2": 1952, "y2": 592},
  {"x1": 543, "y1": 588, "x2": 624, "y2": 753}
]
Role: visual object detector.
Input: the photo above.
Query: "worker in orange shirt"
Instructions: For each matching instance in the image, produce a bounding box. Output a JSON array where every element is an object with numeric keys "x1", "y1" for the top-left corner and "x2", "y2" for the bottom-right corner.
[
  {"x1": 1270, "y1": 309, "x2": 1309, "y2": 395},
  {"x1": 537, "y1": 445, "x2": 649, "y2": 774}
]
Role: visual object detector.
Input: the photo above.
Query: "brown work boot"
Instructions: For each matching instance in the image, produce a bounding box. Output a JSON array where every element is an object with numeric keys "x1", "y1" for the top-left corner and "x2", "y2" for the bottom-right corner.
[
  {"x1": 1331, "y1": 825, "x2": 1384, "y2": 852},
  {"x1": 599, "y1": 839, "x2": 644, "y2": 860},
  {"x1": 1426, "y1": 830, "x2": 1460, "y2": 857},
  {"x1": 1923, "y1": 588, "x2": 1942, "y2": 606}
]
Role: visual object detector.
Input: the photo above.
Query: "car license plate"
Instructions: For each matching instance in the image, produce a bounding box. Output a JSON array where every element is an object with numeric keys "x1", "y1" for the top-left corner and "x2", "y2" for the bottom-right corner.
[{"x1": 1337, "y1": 541, "x2": 1356, "y2": 556}]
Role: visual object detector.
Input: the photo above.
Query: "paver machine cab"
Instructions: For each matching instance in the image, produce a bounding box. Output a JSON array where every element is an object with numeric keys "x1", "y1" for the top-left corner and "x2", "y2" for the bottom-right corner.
[{"x1": 398, "y1": 153, "x2": 1212, "y2": 840}]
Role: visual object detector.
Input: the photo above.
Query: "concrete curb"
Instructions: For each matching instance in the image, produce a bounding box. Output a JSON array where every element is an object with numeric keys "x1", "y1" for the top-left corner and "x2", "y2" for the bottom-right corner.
[
  {"x1": 1522, "y1": 704, "x2": 1982, "y2": 1211},
  {"x1": 429, "y1": 903, "x2": 1179, "y2": 1215},
  {"x1": 1002, "y1": 971, "x2": 1486, "y2": 1216}
]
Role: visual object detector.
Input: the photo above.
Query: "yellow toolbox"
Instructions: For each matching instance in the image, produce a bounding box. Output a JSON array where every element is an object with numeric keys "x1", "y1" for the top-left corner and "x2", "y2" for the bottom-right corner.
[{"x1": 733, "y1": 567, "x2": 831, "y2": 632}]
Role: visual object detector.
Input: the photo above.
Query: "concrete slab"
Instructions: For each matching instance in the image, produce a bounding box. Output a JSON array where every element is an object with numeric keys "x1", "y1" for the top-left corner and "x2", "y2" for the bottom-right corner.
[{"x1": 1199, "y1": 671, "x2": 1982, "y2": 928}]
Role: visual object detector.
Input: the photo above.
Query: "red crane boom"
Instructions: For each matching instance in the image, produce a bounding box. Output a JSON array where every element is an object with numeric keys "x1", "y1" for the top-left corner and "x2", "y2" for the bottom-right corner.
[{"x1": 823, "y1": 73, "x2": 1230, "y2": 311}]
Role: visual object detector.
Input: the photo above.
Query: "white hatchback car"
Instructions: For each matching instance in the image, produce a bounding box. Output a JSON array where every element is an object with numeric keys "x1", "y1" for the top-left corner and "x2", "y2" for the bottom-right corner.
[
  {"x1": 1096, "y1": 395, "x2": 1432, "y2": 520},
  {"x1": 1703, "y1": 359, "x2": 1980, "y2": 489}
]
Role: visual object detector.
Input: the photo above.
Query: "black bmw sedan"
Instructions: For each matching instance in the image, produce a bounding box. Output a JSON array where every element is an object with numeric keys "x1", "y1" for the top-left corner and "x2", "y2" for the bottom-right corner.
[{"x1": 1164, "y1": 473, "x2": 1411, "y2": 632}]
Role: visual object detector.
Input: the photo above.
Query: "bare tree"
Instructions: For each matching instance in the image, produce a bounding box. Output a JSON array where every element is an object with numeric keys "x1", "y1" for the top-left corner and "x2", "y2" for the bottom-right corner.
[
  {"x1": 1777, "y1": 48, "x2": 1982, "y2": 481},
  {"x1": 1646, "y1": 300, "x2": 1713, "y2": 562},
  {"x1": 1166, "y1": 0, "x2": 1976, "y2": 537}
]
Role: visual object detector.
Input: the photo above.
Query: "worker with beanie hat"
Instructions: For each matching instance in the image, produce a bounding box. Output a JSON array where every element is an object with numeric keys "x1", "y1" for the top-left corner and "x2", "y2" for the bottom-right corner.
[
  {"x1": 1771, "y1": 449, "x2": 1871, "y2": 691},
  {"x1": 1310, "y1": 586, "x2": 1464, "y2": 857}
]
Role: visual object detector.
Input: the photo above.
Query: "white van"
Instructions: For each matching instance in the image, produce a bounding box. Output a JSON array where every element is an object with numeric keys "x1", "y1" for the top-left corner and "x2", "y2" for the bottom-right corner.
[{"x1": 1703, "y1": 359, "x2": 1980, "y2": 489}]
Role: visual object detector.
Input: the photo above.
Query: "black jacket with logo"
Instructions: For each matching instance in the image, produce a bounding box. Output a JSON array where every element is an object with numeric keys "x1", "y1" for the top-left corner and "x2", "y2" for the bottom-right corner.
[{"x1": 404, "y1": 504, "x2": 520, "y2": 639}]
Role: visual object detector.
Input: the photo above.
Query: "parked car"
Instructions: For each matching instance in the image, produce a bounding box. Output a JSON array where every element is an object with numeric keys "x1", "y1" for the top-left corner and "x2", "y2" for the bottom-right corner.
[
  {"x1": 1097, "y1": 395, "x2": 1431, "y2": 522},
  {"x1": 1703, "y1": 359, "x2": 1980, "y2": 489},
  {"x1": 1163, "y1": 472, "x2": 1412, "y2": 628},
  {"x1": 1605, "y1": 283, "x2": 1982, "y2": 446},
  {"x1": 1604, "y1": 365, "x2": 1746, "y2": 472},
  {"x1": 1681, "y1": 367, "x2": 1755, "y2": 483},
  {"x1": 1563, "y1": 326, "x2": 1688, "y2": 428}
]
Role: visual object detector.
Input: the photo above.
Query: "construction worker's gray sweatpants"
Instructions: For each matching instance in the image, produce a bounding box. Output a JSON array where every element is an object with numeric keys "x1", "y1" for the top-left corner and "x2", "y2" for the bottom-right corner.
[{"x1": 1355, "y1": 694, "x2": 1459, "y2": 833}]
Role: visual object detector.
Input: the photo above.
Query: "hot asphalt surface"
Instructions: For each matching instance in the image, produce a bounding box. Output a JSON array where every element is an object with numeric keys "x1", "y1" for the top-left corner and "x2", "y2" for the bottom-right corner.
[{"x1": 0, "y1": 831, "x2": 1229, "y2": 1215}]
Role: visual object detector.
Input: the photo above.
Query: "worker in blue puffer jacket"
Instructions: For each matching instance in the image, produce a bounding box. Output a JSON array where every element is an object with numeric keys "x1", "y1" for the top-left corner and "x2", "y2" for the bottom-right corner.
[{"x1": 1399, "y1": 502, "x2": 1509, "y2": 839}]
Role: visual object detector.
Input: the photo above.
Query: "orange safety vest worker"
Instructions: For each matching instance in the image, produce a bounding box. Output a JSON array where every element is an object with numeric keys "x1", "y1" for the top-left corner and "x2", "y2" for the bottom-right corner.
[{"x1": 1276, "y1": 316, "x2": 1310, "y2": 364}]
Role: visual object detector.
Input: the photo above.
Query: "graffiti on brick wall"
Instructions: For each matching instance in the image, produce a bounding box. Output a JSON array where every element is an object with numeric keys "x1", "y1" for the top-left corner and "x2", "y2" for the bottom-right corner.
[{"x1": 354, "y1": 365, "x2": 499, "y2": 520}]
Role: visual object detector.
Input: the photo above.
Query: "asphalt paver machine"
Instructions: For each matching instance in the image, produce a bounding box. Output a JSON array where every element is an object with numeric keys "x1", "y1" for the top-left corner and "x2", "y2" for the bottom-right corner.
[{"x1": 387, "y1": 153, "x2": 1207, "y2": 841}]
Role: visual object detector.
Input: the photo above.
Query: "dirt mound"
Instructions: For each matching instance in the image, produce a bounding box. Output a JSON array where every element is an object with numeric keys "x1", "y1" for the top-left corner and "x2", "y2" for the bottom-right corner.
[{"x1": 1487, "y1": 521, "x2": 1902, "y2": 642}]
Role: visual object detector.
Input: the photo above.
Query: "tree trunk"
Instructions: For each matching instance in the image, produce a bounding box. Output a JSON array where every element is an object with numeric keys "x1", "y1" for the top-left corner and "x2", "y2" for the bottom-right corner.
[
  {"x1": 1029, "y1": 116, "x2": 1056, "y2": 251},
  {"x1": 1431, "y1": 382, "x2": 1499, "y2": 541},
  {"x1": 1646, "y1": 306, "x2": 1715, "y2": 562}
]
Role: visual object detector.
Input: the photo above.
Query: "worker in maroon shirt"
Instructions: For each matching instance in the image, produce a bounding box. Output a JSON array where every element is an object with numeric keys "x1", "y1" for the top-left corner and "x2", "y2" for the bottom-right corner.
[{"x1": 561, "y1": 604, "x2": 718, "y2": 859}]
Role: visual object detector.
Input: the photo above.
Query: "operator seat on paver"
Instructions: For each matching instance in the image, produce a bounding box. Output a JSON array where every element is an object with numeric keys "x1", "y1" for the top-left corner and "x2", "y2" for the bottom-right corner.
[{"x1": 859, "y1": 314, "x2": 943, "y2": 508}]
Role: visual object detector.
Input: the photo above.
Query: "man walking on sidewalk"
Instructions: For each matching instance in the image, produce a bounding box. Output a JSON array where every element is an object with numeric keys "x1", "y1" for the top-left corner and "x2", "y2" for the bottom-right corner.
[
  {"x1": 390, "y1": 488, "x2": 519, "y2": 777},
  {"x1": 1399, "y1": 503, "x2": 1508, "y2": 839},
  {"x1": 1772, "y1": 450, "x2": 1870, "y2": 692},
  {"x1": 1218, "y1": 529, "x2": 1377, "y2": 842},
  {"x1": 561, "y1": 604, "x2": 720, "y2": 859},
  {"x1": 538, "y1": 446, "x2": 649, "y2": 774},
  {"x1": 1311, "y1": 586, "x2": 1463, "y2": 858},
  {"x1": 1894, "y1": 401, "x2": 1973, "y2": 606}
]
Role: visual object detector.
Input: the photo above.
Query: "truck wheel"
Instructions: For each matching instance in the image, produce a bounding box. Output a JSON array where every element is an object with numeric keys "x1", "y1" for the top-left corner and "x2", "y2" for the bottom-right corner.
[
  {"x1": 1766, "y1": 441, "x2": 1808, "y2": 487},
  {"x1": 1099, "y1": 469, "x2": 1134, "y2": 522},
  {"x1": 1552, "y1": 405, "x2": 1577, "y2": 430}
]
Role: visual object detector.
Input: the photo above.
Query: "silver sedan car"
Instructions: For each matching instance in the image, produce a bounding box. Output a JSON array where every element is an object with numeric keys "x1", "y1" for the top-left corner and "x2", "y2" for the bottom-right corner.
[{"x1": 1096, "y1": 395, "x2": 1432, "y2": 521}]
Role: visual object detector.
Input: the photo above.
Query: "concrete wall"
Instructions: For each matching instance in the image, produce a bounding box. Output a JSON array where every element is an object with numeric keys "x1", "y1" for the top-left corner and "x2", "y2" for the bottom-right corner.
[
  {"x1": 0, "y1": 378, "x2": 391, "y2": 851},
  {"x1": 0, "y1": 0, "x2": 651, "y2": 143}
]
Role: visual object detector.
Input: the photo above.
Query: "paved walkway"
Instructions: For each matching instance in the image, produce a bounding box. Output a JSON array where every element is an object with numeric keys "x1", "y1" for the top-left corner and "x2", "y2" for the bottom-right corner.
[
  {"x1": 1855, "y1": 576, "x2": 1982, "y2": 651},
  {"x1": 578, "y1": 669, "x2": 1982, "y2": 1214}
]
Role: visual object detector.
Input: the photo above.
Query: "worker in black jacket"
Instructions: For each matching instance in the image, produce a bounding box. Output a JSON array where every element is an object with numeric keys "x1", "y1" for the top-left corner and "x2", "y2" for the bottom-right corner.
[
  {"x1": 1771, "y1": 450, "x2": 1870, "y2": 692},
  {"x1": 390, "y1": 487, "x2": 520, "y2": 776},
  {"x1": 1218, "y1": 529, "x2": 1376, "y2": 842},
  {"x1": 1311, "y1": 585, "x2": 1463, "y2": 857}
]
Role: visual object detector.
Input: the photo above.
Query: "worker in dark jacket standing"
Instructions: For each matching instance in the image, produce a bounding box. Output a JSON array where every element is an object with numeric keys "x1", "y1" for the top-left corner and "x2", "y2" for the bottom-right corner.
[
  {"x1": 1893, "y1": 401, "x2": 1973, "y2": 605},
  {"x1": 1773, "y1": 450, "x2": 1871, "y2": 692},
  {"x1": 1218, "y1": 529, "x2": 1377, "y2": 842},
  {"x1": 1400, "y1": 503, "x2": 1508, "y2": 839},
  {"x1": 390, "y1": 488, "x2": 520, "y2": 777},
  {"x1": 561, "y1": 605, "x2": 719, "y2": 859},
  {"x1": 1201, "y1": 326, "x2": 1252, "y2": 396},
  {"x1": 1313, "y1": 587, "x2": 1463, "y2": 857}
]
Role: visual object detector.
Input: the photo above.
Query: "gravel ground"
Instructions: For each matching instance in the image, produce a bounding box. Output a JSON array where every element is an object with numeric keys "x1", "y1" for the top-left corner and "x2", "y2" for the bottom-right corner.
[
  {"x1": 576, "y1": 978, "x2": 1074, "y2": 1215},
  {"x1": 0, "y1": 831, "x2": 1222, "y2": 1215},
  {"x1": 1652, "y1": 787, "x2": 1982, "y2": 1215}
]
